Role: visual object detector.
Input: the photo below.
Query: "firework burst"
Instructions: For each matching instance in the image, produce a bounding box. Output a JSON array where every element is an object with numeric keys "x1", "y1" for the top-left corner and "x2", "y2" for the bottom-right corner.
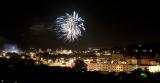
[{"x1": 55, "y1": 11, "x2": 85, "y2": 42}]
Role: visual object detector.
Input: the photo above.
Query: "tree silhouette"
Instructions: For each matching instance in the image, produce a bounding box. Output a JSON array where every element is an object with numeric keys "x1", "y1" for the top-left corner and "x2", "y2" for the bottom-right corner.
[{"x1": 73, "y1": 59, "x2": 87, "y2": 73}]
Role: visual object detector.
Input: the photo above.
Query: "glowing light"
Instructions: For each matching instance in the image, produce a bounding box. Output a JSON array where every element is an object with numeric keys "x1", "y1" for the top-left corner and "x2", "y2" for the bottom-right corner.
[
  {"x1": 30, "y1": 52, "x2": 35, "y2": 57},
  {"x1": 148, "y1": 66, "x2": 160, "y2": 73},
  {"x1": 96, "y1": 53, "x2": 101, "y2": 56},
  {"x1": 2, "y1": 52, "x2": 6, "y2": 56},
  {"x1": 140, "y1": 73, "x2": 147, "y2": 79},
  {"x1": 134, "y1": 49, "x2": 138, "y2": 52},
  {"x1": 6, "y1": 56, "x2": 10, "y2": 59},
  {"x1": 35, "y1": 61, "x2": 39, "y2": 65},
  {"x1": 48, "y1": 59, "x2": 52, "y2": 63},
  {"x1": 1, "y1": 80, "x2": 4, "y2": 82},
  {"x1": 21, "y1": 56, "x2": 25, "y2": 59},
  {"x1": 69, "y1": 58, "x2": 75, "y2": 64},
  {"x1": 149, "y1": 49, "x2": 153, "y2": 52},
  {"x1": 142, "y1": 50, "x2": 147, "y2": 52},
  {"x1": 3, "y1": 44, "x2": 20, "y2": 53},
  {"x1": 56, "y1": 49, "x2": 72, "y2": 55},
  {"x1": 138, "y1": 44, "x2": 142, "y2": 47},
  {"x1": 111, "y1": 60, "x2": 114, "y2": 64},
  {"x1": 56, "y1": 11, "x2": 85, "y2": 42}
]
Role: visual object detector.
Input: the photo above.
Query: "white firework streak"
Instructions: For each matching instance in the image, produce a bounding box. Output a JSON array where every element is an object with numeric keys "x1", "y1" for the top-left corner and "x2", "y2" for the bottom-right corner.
[{"x1": 56, "y1": 11, "x2": 85, "y2": 42}]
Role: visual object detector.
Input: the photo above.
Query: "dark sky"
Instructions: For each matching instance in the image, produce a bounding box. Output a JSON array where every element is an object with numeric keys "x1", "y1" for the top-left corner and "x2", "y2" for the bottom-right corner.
[{"x1": 0, "y1": 0, "x2": 160, "y2": 49}]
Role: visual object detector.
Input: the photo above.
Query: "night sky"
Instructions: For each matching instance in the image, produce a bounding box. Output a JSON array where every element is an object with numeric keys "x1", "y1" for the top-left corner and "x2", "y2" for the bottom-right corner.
[{"x1": 0, "y1": 0, "x2": 160, "y2": 49}]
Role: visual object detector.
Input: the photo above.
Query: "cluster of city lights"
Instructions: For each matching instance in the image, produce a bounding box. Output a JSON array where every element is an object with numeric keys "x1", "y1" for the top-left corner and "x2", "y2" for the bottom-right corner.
[{"x1": 0, "y1": 45, "x2": 160, "y2": 73}]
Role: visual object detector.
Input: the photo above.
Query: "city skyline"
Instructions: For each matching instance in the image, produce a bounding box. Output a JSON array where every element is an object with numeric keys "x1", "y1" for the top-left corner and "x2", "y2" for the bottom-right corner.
[{"x1": 1, "y1": 0, "x2": 160, "y2": 49}]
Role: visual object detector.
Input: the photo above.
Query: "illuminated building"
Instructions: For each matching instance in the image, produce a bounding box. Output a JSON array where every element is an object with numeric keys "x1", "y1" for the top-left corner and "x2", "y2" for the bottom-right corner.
[
  {"x1": 56, "y1": 49, "x2": 72, "y2": 55},
  {"x1": 103, "y1": 50, "x2": 112, "y2": 55},
  {"x1": 87, "y1": 63, "x2": 134, "y2": 72},
  {"x1": 148, "y1": 66, "x2": 160, "y2": 73},
  {"x1": 125, "y1": 55, "x2": 160, "y2": 65},
  {"x1": 87, "y1": 63, "x2": 160, "y2": 73},
  {"x1": 111, "y1": 54, "x2": 124, "y2": 61}
]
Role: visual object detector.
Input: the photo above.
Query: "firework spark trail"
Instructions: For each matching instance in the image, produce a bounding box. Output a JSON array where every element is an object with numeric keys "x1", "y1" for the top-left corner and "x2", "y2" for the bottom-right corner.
[{"x1": 56, "y1": 11, "x2": 85, "y2": 42}]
